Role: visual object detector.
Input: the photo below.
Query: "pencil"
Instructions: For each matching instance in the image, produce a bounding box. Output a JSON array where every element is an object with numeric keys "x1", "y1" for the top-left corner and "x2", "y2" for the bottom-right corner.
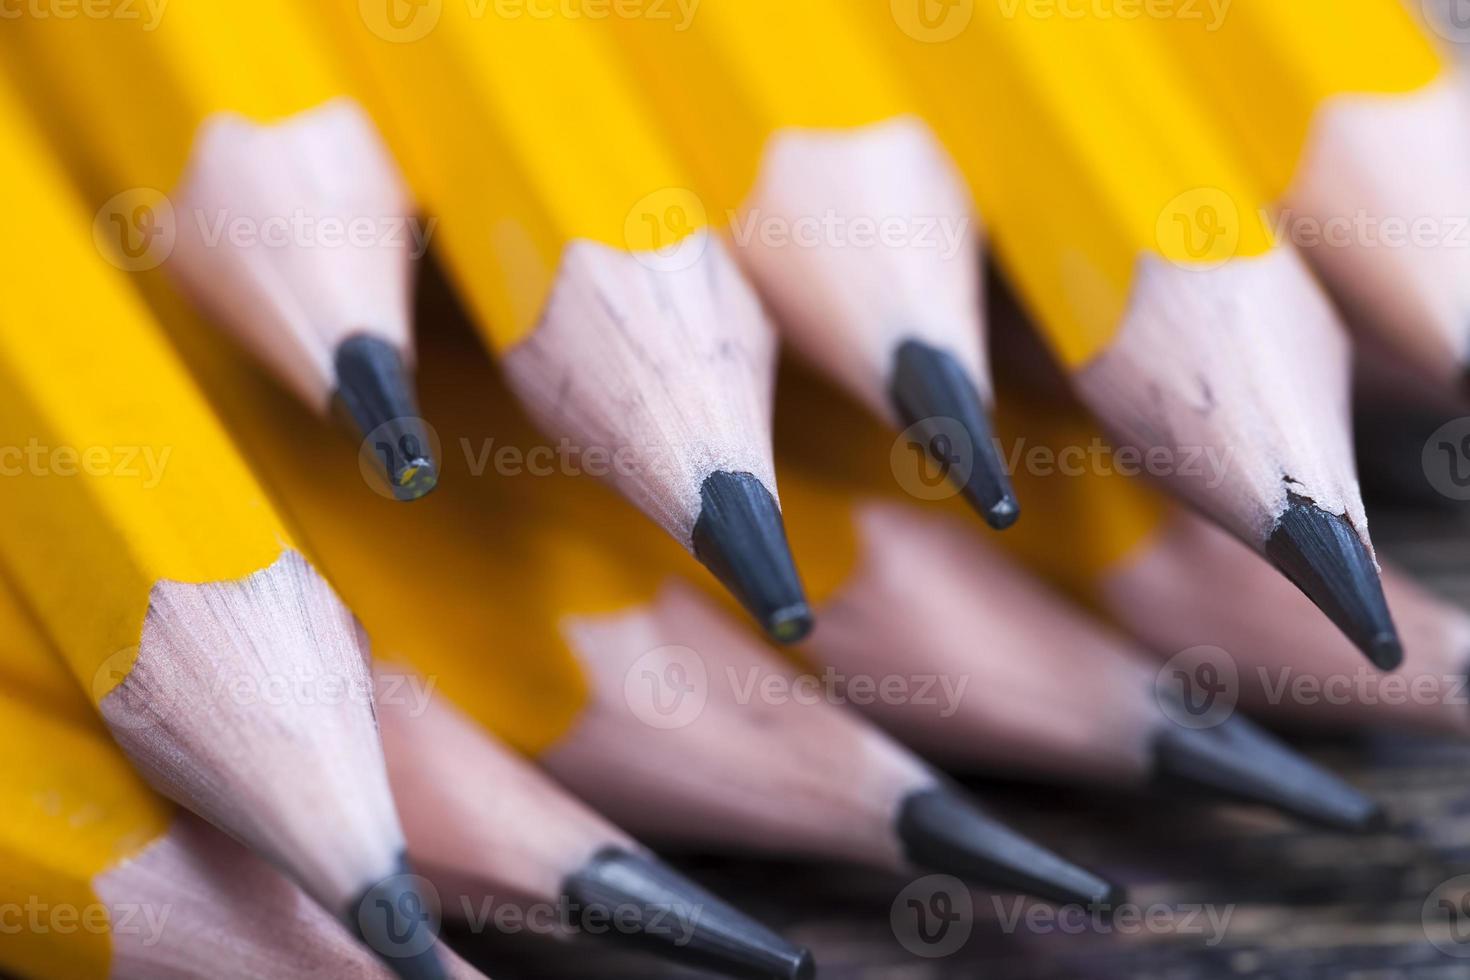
[
  {"x1": 0, "y1": 88, "x2": 444, "y2": 980},
  {"x1": 0, "y1": 0, "x2": 436, "y2": 500},
  {"x1": 163, "y1": 285, "x2": 1119, "y2": 913},
  {"x1": 0, "y1": 593, "x2": 478, "y2": 980},
  {"x1": 983, "y1": 294, "x2": 1470, "y2": 737},
  {"x1": 769, "y1": 382, "x2": 1382, "y2": 831},
  {"x1": 606, "y1": 0, "x2": 1017, "y2": 527},
  {"x1": 376, "y1": 664, "x2": 814, "y2": 979},
  {"x1": 308, "y1": 2, "x2": 810, "y2": 641},
  {"x1": 862, "y1": 5, "x2": 1402, "y2": 668},
  {"x1": 1158, "y1": 0, "x2": 1470, "y2": 394}
]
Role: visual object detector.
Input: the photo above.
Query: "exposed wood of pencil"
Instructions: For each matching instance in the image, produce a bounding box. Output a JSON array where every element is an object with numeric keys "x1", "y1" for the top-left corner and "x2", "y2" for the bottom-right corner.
[
  {"x1": 1105, "y1": 510, "x2": 1470, "y2": 737},
  {"x1": 1073, "y1": 248, "x2": 1400, "y2": 668},
  {"x1": 377, "y1": 664, "x2": 813, "y2": 980},
  {"x1": 102, "y1": 814, "x2": 480, "y2": 980},
  {"x1": 540, "y1": 581, "x2": 1117, "y2": 906},
  {"x1": 106, "y1": 553, "x2": 406, "y2": 916},
  {"x1": 501, "y1": 234, "x2": 810, "y2": 641},
  {"x1": 740, "y1": 122, "x2": 1015, "y2": 527},
  {"x1": 803, "y1": 499, "x2": 1382, "y2": 832},
  {"x1": 169, "y1": 101, "x2": 434, "y2": 499}
]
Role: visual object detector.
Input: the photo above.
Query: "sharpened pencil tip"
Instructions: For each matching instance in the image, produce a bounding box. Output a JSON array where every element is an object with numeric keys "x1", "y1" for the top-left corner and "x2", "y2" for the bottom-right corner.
[
  {"x1": 889, "y1": 339, "x2": 1018, "y2": 531},
  {"x1": 987, "y1": 494, "x2": 1021, "y2": 531},
  {"x1": 564, "y1": 846, "x2": 814, "y2": 979},
  {"x1": 691, "y1": 471, "x2": 813, "y2": 644},
  {"x1": 1264, "y1": 493, "x2": 1401, "y2": 670},
  {"x1": 896, "y1": 787, "x2": 1120, "y2": 907},
  {"x1": 347, "y1": 854, "x2": 447, "y2": 980},
  {"x1": 1151, "y1": 713, "x2": 1385, "y2": 832},
  {"x1": 334, "y1": 335, "x2": 439, "y2": 502}
]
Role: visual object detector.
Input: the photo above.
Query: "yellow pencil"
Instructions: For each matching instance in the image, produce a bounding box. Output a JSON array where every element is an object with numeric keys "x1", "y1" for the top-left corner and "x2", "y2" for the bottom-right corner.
[
  {"x1": 0, "y1": 578, "x2": 478, "y2": 980},
  {"x1": 0, "y1": 0, "x2": 436, "y2": 499},
  {"x1": 307, "y1": 2, "x2": 811, "y2": 642},
  {"x1": 607, "y1": 0, "x2": 1017, "y2": 526},
  {"x1": 0, "y1": 83, "x2": 444, "y2": 980},
  {"x1": 862, "y1": 6, "x2": 1401, "y2": 668}
]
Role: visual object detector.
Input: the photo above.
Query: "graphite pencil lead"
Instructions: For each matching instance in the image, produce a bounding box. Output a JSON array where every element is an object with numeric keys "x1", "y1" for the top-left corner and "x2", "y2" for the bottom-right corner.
[
  {"x1": 334, "y1": 335, "x2": 438, "y2": 502},
  {"x1": 564, "y1": 847, "x2": 814, "y2": 980},
  {"x1": 1151, "y1": 715, "x2": 1386, "y2": 833},
  {"x1": 348, "y1": 853, "x2": 448, "y2": 980},
  {"x1": 896, "y1": 787, "x2": 1121, "y2": 907},
  {"x1": 691, "y1": 471, "x2": 813, "y2": 643},
  {"x1": 1263, "y1": 493, "x2": 1401, "y2": 670},
  {"x1": 889, "y1": 340, "x2": 1018, "y2": 530}
]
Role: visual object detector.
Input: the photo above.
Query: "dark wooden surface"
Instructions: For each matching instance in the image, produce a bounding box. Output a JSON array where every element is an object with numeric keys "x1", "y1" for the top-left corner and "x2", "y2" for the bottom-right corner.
[{"x1": 448, "y1": 502, "x2": 1470, "y2": 979}]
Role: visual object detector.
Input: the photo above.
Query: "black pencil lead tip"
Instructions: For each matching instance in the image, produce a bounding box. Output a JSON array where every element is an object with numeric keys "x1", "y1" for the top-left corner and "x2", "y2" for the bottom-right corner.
[
  {"x1": 691, "y1": 471, "x2": 812, "y2": 644},
  {"x1": 564, "y1": 846, "x2": 814, "y2": 980},
  {"x1": 1264, "y1": 493, "x2": 1401, "y2": 670},
  {"x1": 896, "y1": 786, "x2": 1121, "y2": 907},
  {"x1": 890, "y1": 339, "x2": 1018, "y2": 531},
  {"x1": 1151, "y1": 713, "x2": 1385, "y2": 832},
  {"x1": 348, "y1": 854, "x2": 448, "y2": 980},
  {"x1": 334, "y1": 334, "x2": 438, "y2": 502}
]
